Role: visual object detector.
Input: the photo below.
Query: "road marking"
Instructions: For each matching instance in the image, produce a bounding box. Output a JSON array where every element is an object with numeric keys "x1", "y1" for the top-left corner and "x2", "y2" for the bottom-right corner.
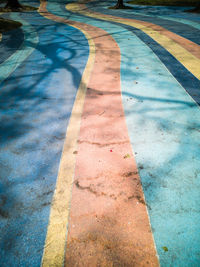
[
  {"x1": 67, "y1": 3, "x2": 200, "y2": 80},
  {"x1": 39, "y1": 2, "x2": 95, "y2": 266},
  {"x1": 131, "y1": 11, "x2": 200, "y2": 31}
]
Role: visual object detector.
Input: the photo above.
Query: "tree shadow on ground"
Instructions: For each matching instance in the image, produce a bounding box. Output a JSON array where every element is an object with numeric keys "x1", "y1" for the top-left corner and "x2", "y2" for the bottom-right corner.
[
  {"x1": 0, "y1": 5, "x2": 90, "y2": 265},
  {"x1": 0, "y1": 0, "x2": 200, "y2": 265}
]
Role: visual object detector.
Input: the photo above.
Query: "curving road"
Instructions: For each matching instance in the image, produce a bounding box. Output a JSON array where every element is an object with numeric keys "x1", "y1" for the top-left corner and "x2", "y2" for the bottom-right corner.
[{"x1": 0, "y1": 0, "x2": 200, "y2": 266}]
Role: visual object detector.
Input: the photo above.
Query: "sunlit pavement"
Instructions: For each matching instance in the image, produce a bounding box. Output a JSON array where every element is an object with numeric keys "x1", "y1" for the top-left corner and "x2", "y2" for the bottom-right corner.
[{"x1": 0, "y1": 0, "x2": 200, "y2": 266}]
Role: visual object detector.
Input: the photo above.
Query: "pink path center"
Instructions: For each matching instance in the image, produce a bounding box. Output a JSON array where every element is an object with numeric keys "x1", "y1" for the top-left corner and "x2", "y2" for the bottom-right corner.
[{"x1": 65, "y1": 22, "x2": 159, "y2": 266}]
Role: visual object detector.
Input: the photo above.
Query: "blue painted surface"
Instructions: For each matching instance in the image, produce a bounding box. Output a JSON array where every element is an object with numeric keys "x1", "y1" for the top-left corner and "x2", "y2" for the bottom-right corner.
[
  {"x1": 120, "y1": 33, "x2": 200, "y2": 266},
  {"x1": 0, "y1": 2, "x2": 89, "y2": 266},
  {"x1": 56, "y1": 2, "x2": 200, "y2": 265}
]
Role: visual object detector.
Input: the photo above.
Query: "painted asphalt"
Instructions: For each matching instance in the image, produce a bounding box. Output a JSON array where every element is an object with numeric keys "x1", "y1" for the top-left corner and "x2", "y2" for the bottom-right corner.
[{"x1": 0, "y1": 0, "x2": 200, "y2": 266}]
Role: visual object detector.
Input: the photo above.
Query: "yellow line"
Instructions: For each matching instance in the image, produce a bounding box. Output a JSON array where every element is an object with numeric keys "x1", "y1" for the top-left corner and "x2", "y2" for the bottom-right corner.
[
  {"x1": 0, "y1": 33, "x2": 2, "y2": 42},
  {"x1": 67, "y1": 3, "x2": 200, "y2": 80},
  {"x1": 39, "y1": 6, "x2": 96, "y2": 267}
]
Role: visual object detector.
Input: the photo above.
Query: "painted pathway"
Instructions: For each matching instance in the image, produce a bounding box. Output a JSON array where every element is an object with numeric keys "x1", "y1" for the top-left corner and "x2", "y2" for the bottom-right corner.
[{"x1": 0, "y1": 0, "x2": 200, "y2": 266}]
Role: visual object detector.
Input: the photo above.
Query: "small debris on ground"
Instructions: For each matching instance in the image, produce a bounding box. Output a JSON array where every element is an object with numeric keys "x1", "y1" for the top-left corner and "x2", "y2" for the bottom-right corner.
[
  {"x1": 162, "y1": 246, "x2": 168, "y2": 252},
  {"x1": 124, "y1": 153, "x2": 131, "y2": 159},
  {"x1": 98, "y1": 110, "x2": 105, "y2": 116}
]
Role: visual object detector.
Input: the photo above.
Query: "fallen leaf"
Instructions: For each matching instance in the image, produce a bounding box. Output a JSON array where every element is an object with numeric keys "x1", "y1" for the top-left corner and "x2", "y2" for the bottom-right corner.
[
  {"x1": 162, "y1": 246, "x2": 168, "y2": 252},
  {"x1": 124, "y1": 153, "x2": 131, "y2": 159}
]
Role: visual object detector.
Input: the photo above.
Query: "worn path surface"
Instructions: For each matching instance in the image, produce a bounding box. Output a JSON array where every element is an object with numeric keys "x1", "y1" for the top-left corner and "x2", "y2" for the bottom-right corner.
[{"x1": 0, "y1": 0, "x2": 200, "y2": 266}]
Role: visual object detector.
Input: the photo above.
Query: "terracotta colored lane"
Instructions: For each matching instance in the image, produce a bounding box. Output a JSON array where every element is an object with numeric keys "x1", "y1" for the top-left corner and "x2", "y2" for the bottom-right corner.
[
  {"x1": 78, "y1": 3, "x2": 200, "y2": 61},
  {"x1": 64, "y1": 23, "x2": 159, "y2": 266}
]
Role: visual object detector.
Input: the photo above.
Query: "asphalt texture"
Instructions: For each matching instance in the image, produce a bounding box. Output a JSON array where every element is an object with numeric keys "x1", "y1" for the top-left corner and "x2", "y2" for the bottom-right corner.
[{"x1": 0, "y1": 0, "x2": 200, "y2": 266}]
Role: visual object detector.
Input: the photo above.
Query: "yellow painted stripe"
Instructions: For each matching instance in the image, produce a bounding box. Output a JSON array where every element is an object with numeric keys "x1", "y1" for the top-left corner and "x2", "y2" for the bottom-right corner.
[
  {"x1": 0, "y1": 34, "x2": 2, "y2": 42},
  {"x1": 67, "y1": 3, "x2": 200, "y2": 80},
  {"x1": 39, "y1": 6, "x2": 96, "y2": 267}
]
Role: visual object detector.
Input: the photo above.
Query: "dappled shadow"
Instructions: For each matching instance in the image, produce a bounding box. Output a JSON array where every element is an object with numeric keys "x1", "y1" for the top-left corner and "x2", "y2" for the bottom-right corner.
[{"x1": 0, "y1": 2, "x2": 90, "y2": 265}]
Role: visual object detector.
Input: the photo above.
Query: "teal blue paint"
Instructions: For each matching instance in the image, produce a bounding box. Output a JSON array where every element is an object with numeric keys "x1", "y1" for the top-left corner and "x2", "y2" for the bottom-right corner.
[
  {"x1": 97, "y1": 2, "x2": 200, "y2": 30},
  {"x1": 158, "y1": 17, "x2": 200, "y2": 30},
  {"x1": 54, "y1": 2, "x2": 200, "y2": 265},
  {"x1": 152, "y1": 15, "x2": 200, "y2": 30},
  {"x1": 168, "y1": 12, "x2": 200, "y2": 22},
  {"x1": 0, "y1": 13, "x2": 39, "y2": 84},
  {"x1": 119, "y1": 8, "x2": 200, "y2": 30},
  {"x1": 119, "y1": 32, "x2": 200, "y2": 266}
]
